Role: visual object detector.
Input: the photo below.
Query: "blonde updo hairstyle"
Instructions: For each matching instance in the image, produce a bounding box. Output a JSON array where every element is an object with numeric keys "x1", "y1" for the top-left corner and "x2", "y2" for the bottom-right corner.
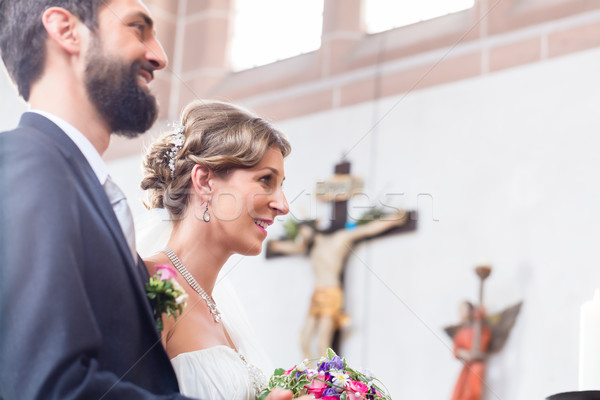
[{"x1": 141, "y1": 100, "x2": 291, "y2": 219}]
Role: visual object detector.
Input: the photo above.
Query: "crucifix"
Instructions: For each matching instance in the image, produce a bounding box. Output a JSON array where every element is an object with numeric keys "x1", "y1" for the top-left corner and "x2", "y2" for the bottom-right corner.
[{"x1": 266, "y1": 160, "x2": 417, "y2": 359}]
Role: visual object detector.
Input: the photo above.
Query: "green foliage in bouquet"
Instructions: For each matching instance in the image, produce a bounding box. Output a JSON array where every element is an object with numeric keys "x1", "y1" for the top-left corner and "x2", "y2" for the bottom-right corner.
[{"x1": 259, "y1": 348, "x2": 391, "y2": 400}]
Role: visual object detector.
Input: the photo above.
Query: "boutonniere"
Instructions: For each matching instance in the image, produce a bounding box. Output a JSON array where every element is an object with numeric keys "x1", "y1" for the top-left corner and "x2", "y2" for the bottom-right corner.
[{"x1": 145, "y1": 264, "x2": 188, "y2": 332}]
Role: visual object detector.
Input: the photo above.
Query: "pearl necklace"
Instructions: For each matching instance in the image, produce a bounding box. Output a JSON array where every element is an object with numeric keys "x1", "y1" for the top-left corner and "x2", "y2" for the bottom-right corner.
[{"x1": 161, "y1": 247, "x2": 222, "y2": 323}]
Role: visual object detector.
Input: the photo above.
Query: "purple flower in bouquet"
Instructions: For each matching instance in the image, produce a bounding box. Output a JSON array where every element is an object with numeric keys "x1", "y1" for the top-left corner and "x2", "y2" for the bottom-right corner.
[
  {"x1": 258, "y1": 348, "x2": 391, "y2": 400},
  {"x1": 319, "y1": 355, "x2": 344, "y2": 373},
  {"x1": 329, "y1": 356, "x2": 344, "y2": 370}
]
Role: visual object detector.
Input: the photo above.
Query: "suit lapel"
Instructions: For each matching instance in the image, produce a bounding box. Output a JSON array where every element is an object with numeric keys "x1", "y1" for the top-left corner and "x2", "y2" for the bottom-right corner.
[{"x1": 18, "y1": 113, "x2": 158, "y2": 328}]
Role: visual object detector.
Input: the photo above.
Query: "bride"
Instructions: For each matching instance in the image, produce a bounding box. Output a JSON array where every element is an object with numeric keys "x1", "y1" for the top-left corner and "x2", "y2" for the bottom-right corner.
[{"x1": 137, "y1": 100, "x2": 298, "y2": 400}]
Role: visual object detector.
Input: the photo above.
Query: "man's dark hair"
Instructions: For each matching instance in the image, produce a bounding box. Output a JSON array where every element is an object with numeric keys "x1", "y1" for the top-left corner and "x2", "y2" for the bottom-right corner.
[{"x1": 0, "y1": 0, "x2": 107, "y2": 100}]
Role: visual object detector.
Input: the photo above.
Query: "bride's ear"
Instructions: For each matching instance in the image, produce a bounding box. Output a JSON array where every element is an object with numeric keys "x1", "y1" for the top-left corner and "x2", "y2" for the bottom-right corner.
[{"x1": 190, "y1": 164, "x2": 214, "y2": 202}]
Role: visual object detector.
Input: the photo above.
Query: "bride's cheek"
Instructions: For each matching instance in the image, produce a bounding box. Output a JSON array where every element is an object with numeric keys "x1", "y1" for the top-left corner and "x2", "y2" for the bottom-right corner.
[{"x1": 212, "y1": 192, "x2": 243, "y2": 221}]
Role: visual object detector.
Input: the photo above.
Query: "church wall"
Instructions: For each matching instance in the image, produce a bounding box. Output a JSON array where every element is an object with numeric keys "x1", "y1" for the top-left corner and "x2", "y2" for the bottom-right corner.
[
  {"x1": 2, "y1": 1, "x2": 600, "y2": 398},
  {"x1": 100, "y1": 47, "x2": 600, "y2": 399},
  {"x1": 245, "y1": 47, "x2": 600, "y2": 399}
]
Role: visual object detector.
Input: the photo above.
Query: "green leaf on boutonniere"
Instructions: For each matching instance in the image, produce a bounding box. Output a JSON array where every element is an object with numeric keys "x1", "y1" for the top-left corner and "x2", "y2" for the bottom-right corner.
[{"x1": 145, "y1": 266, "x2": 188, "y2": 332}]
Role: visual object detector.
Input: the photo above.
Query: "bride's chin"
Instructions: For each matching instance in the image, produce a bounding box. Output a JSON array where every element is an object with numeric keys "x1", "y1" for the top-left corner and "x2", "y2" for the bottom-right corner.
[{"x1": 242, "y1": 244, "x2": 263, "y2": 257}]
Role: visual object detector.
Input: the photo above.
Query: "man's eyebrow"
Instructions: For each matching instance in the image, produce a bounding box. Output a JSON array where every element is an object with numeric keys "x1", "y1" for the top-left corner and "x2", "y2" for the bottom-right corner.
[{"x1": 130, "y1": 11, "x2": 154, "y2": 29}]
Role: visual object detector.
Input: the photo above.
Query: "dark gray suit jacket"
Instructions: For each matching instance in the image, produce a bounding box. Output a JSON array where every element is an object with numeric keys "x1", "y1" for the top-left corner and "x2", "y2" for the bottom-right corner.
[{"x1": 0, "y1": 113, "x2": 193, "y2": 399}]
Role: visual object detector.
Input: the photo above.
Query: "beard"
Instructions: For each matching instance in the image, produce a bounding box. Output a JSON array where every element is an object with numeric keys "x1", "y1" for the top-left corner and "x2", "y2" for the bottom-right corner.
[{"x1": 84, "y1": 39, "x2": 158, "y2": 138}]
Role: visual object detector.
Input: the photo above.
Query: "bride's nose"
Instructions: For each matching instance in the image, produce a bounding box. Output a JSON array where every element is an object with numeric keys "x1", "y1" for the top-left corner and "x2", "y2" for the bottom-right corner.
[{"x1": 270, "y1": 188, "x2": 289, "y2": 216}]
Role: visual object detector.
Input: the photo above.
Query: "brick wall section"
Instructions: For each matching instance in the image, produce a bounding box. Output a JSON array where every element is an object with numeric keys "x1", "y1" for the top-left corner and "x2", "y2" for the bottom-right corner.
[{"x1": 104, "y1": 0, "x2": 600, "y2": 160}]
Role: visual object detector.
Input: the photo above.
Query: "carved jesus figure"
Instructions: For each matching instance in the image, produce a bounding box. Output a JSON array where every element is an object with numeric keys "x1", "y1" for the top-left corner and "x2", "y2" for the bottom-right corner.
[{"x1": 267, "y1": 211, "x2": 409, "y2": 359}]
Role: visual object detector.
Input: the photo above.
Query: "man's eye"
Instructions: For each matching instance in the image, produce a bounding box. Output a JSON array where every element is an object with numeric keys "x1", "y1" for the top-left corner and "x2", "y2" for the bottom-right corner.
[{"x1": 131, "y1": 23, "x2": 145, "y2": 35}]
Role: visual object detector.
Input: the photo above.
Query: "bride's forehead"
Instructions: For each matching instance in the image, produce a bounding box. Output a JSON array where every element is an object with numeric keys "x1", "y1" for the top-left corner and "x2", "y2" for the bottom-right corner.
[
  {"x1": 257, "y1": 148, "x2": 285, "y2": 169},
  {"x1": 212, "y1": 148, "x2": 285, "y2": 182}
]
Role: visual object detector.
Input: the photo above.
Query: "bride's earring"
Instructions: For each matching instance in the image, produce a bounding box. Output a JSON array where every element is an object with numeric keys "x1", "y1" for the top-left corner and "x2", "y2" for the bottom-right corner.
[{"x1": 203, "y1": 203, "x2": 210, "y2": 223}]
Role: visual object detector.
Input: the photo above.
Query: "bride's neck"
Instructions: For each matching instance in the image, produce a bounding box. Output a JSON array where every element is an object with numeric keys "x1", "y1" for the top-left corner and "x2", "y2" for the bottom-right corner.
[{"x1": 166, "y1": 221, "x2": 227, "y2": 296}]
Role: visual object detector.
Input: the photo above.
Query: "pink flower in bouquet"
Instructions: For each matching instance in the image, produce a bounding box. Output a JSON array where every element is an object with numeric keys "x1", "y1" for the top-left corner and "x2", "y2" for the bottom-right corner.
[
  {"x1": 307, "y1": 374, "x2": 329, "y2": 398},
  {"x1": 346, "y1": 380, "x2": 369, "y2": 400},
  {"x1": 155, "y1": 264, "x2": 177, "y2": 281},
  {"x1": 284, "y1": 361, "x2": 307, "y2": 375},
  {"x1": 259, "y1": 349, "x2": 391, "y2": 400}
]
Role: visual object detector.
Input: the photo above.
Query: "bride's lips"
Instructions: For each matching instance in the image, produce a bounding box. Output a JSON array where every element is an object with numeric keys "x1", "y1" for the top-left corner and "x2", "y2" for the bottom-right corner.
[{"x1": 254, "y1": 218, "x2": 272, "y2": 235}]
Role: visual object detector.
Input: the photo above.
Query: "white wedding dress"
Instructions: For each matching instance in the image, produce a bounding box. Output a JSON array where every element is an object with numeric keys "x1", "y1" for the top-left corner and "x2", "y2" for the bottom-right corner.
[
  {"x1": 171, "y1": 346, "x2": 257, "y2": 399},
  {"x1": 136, "y1": 209, "x2": 271, "y2": 400}
]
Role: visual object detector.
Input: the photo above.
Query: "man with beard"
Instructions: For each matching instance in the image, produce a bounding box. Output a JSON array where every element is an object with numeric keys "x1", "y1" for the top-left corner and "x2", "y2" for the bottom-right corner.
[
  {"x1": 0, "y1": 0, "x2": 304, "y2": 397},
  {"x1": 0, "y1": 1, "x2": 199, "y2": 399}
]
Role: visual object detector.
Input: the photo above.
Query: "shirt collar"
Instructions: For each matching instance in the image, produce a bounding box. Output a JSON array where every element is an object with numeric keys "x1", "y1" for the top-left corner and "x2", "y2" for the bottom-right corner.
[{"x1": 29, "y1": 110, "x2": 109, "y2": 185}]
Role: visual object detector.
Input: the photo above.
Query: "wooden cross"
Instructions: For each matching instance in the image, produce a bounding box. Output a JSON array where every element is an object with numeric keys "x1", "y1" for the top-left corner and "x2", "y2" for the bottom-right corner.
[{"x1": 266, "y1": 160, "x2": 417, "y2": 358}]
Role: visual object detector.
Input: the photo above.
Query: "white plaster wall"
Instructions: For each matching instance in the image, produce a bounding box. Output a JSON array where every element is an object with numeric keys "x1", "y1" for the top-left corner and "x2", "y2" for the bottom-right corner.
[
  {"x1": 0, "y1": 66, "x2": 26, "y2": 130},
  {"x1": 4, "y1": 47, "x2": 600, "y2": 398},
  {"x1": 226, "y1": 48, "x2": 600, "y2": 399},
  {"x1": 118, "y1": 47, "x2": 600, "y2": 399}
]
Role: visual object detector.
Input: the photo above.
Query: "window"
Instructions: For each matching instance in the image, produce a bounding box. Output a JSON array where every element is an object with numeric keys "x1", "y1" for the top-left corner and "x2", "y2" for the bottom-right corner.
[
  {"x1": 230, "y1": 0, "x2": 324, "y2": 71},
  {"x1": 365, "y1": 0, "x2": 475, "y2": 33}
]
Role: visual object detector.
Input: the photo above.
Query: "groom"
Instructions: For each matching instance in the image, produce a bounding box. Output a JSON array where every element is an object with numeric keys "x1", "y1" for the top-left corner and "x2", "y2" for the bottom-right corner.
[
  {"x1": 0, "y1": 0, "x2": 196, "y2": 399},
  {"x1": 0, "y1": 1, "x2": 300, "y2": 399}
]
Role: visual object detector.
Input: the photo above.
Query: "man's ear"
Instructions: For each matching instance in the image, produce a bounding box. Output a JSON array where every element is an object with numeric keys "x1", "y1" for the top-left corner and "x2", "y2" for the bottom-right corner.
[
  {"x1": 190, "y1": 164, "x2": 214, "y2": 202},
  {"x1": 41, "y1": 7, "x2": 85, "y2": 55}
]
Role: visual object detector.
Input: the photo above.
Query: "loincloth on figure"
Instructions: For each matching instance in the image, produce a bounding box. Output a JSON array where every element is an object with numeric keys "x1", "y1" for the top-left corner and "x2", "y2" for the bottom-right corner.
[{"x1": 308, "y1": 287, "x2": 351, "y2": 328}]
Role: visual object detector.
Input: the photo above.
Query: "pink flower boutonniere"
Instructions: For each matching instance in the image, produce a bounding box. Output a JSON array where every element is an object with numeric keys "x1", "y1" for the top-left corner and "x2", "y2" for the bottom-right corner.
[{"x1": 145, "y1": 264, "x2": 188, "y2": 332}]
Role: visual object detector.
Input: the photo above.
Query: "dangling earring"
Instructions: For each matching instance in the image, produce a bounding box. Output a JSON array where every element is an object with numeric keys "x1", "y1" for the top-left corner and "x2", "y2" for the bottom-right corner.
[{"x1": 203, "y1": 202, "x2": 210, "y2": 223}]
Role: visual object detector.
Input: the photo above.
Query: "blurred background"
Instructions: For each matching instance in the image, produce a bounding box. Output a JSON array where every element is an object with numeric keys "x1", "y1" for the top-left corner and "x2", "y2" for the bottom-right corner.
[{"x1": 3, "y1": 0, "x2": 600, "y2": 398}]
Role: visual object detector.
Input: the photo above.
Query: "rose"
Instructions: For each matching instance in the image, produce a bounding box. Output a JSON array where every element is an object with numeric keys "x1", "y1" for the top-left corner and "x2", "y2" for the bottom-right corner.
[
  {"x1": 155, "y1": 264, "x2": 188, "y2": 305},
  {"x1": 155, "y1": 264, "x2": 177, "y2": 281},
  {"x1": 307, "y1": 374, "x2": 329, "y2": 398},
  {"x1": 145, "y1": 264, "x2": 187, "y2": 331},
  {"x1": 258, "y1": 349, "x2": 390, "y2": 400},
  {"x1": 346, "y1": 380, "x2": 369, "y2": 400}
]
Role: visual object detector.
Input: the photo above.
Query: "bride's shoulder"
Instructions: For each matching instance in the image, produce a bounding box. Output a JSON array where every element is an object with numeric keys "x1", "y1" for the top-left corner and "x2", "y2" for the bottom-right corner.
[{"x1": 143, "y1": 254, "x2": 170, "y2": 275}]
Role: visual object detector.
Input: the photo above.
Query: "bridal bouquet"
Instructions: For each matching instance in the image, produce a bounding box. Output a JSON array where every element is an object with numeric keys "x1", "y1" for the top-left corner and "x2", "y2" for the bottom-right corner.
[
  {"x1": 258, "y1": 349, "x2": 391, "y2": 400},
  {"x1": 145, "y1": 264, "x2": 188, "y2": 331}
]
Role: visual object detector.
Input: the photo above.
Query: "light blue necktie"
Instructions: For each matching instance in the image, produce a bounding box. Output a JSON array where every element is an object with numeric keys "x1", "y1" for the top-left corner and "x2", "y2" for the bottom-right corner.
[{"x1": 103, "y1": 175, "x2": 137, "y2": 263}]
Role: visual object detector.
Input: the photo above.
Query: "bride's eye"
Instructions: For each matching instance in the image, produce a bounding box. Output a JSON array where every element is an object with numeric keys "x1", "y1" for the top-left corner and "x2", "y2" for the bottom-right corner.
[{"x1": 259, "y1": 174, "x2": 273, "y2": 186}]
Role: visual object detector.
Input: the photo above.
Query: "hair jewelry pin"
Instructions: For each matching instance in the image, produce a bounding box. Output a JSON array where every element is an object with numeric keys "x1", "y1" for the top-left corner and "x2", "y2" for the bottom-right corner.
[{"x1": 167, "y1": 122, "x2": 185, "y2": 178}]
